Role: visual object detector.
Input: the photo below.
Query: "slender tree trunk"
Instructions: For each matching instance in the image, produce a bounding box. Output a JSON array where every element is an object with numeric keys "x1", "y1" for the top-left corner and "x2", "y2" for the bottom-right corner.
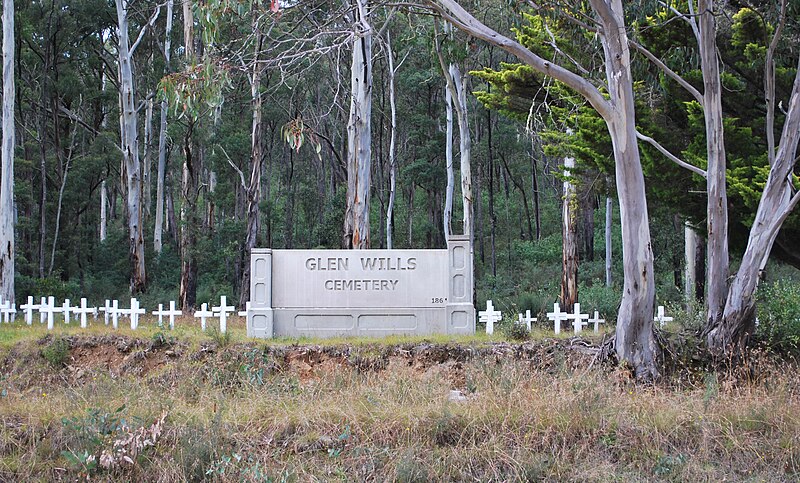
[
  {"x1": 179, "y1": 123, "x2": 198, "y2": 309},
  {"x1": 698, "y1": 0, "x2": 729, "y2": 327},
  {"x1": 561, "y1": 157, "x2": 578, "y2": 312},
  {"x1": 531, "y1": 141, "x2": 541, "y2": 241},
  {"x1": 154, "y1": 0, "x2": 173, "y2": 254},
  {"x1": 100, "y1": 180, "x2": 107, "y2": 242},
  {"x1": 605, "y1": 196, "x2": 612, "y2": 287},
  {"x1": 342, "y1": 0, "x2": 372, "y2": 249},
  {"x1": 684, "y1": 222, "x2": 697, "y2": 305},
  {"x1": 451, "y1": 64, "x2": 472, "y2": 243},
  {"x1": 49, "y1": 123, "x2": 78, "y2": 275},
  {"x1": 239, "y1": 27, "x2": 264, "y2": 307},
  {"x1": 115, "y1": 0, "x2": 147, "y2": 293},
  {"x1": 0, "y1": 0, "x2": 14, "y2": 303},
  {"x1": 579, "y1": 188, "x2": 595, "y2": 261},
  {"x1": 38, "y1": 61, "x2": 49, "y2": 279},
  {"x1": 443, "y1": 78, "x2": 454, "y2": 238},
  {"x1": 488, "y1": 127, "x2": 496, "y2": 277},
  {"x1": 386, "y1": 31, "x2": 397, "y2": 249},
  {"x1": 708, "y1": 56, "x2": 800, "y2": 354},
  {"x1": 143, "y1": 98, "x2": 153, "y2": 217}
]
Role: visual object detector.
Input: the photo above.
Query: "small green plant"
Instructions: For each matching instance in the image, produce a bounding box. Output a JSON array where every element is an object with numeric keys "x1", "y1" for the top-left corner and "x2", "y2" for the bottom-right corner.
[
  {"x1": 208, "y1": 327, "x2": 232, "y2": 347},
  {"x1": 41, "y1": 336, "x2": 70, "y2": 367},
  {"x1": 502, "y1": 319, "x2": 531, "y2": 341}
]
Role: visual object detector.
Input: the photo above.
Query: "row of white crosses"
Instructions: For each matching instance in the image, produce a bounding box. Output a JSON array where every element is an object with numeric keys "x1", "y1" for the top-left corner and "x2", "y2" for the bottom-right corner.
[
  {"x1": 5, "y1": 295, "x2": 243, "y2": 334},
  {"x1": 478, "y1": 300, "x2": 609, "y2": 336}
]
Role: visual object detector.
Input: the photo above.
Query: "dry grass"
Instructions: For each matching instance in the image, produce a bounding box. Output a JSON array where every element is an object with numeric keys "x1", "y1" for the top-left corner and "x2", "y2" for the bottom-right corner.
[{"x1": 0, "y1": 328, "x2": 799, "y2": 481}]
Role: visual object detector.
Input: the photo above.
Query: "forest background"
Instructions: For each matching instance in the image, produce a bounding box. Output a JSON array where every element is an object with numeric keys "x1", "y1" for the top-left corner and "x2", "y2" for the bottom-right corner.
[{"x1": 2, "y1": 0, "x2": 800, "y2": 347}]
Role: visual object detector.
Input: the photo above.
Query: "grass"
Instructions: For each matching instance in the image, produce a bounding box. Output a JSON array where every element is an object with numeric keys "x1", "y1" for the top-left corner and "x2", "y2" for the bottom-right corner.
[{"x1": 1, "y1": 321, "x2": 797, "y2": 481}]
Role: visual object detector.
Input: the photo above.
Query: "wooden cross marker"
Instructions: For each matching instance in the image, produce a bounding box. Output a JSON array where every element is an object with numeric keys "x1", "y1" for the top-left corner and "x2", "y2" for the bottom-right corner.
[
  {"x1": 98, "y1": 300, "x2": 112, "y2": 325},
  {"x1": 38, "y1": 297, "x2": 47, "y2": 324},
  {"x1": 568, "y1": 303, "x2": 589, "y2": 334},
  {"x1": 42, "y1": 296, "x2": 62, "y2": 330},
  {"x1": 61, "y1": 299, "x2": 73, "y2": 324},
  {"x1": 517, "y1": 309, "x2": 537, "y2": 331},
  {"x1": 129, "y1": 298, "x2": 146, "y2": 330},
  {"x1": 110, "y1": 300, "x2": 120, "y2": 329},
  {"x1": 212, "y1": 296, "x2": 235, "y2": 334},
  {"x1": 654, "y1": 305, "x2": 673, "y2": 328},
  {"x1": 588, "y1": 310, "x2": 605, "y2": 333},
  {"x1": 152, "y1": 301, "x2": 182, "y2": 330},
  {"x1": 194, "y1": 303, "x2": 214, "y2": 331},
  {"x1": 478, "y1": 300, "x2": 502, "y2": 335},
  {"x1": 20, "y1": 296, "x2": 41, "y2": 325},
  {"x1": 546, "y1": 303, "x2": 569, "y2": 335},
  {"x1": 73, "y1": 298, "x2": 96, "y2": 329},
  {"x1": 0, "y1": 299, "x2": 15, "y2": 323}
]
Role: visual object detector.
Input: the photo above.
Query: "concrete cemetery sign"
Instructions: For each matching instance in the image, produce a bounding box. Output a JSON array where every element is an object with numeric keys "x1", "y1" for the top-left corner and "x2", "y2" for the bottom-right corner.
[{"x1": 246, "y1": 235, "x2": 475, "y2": 338}]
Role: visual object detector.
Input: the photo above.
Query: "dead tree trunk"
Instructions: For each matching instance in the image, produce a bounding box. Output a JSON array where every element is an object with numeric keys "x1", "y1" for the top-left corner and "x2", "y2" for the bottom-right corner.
[
  {"x1": 154, "y1": 0, "x2": 173, "y2": 254},
  {"x1": 342, "y1": 0, "x2": 373, "y2": 249},
  {"x1": 386, "y1": 30, "x2": 398, "y2": 249},
  {"x1": 561, "y1": 157, "x2": 578, "y2": 312},
  {"x1": 239, "y1": 26, "x2": 264, "y2": 307},
  {"x1": 100, "y1": 180, "x2": 108, "y2": 242},
  {"x1": 0, "y1": 0, "x2": 14, "y2": 303},
  {"x1": 115, "y1": 0, "x2": 154, "y2": 293}
]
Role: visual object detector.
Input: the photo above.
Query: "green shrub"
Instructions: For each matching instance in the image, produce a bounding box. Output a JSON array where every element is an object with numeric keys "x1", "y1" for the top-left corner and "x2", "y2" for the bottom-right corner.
[
  {"x1": 578, "y1": 283, "x2": 619, "y2": 322},
  {"x1": 501, "y1": 318, "x2": 531, "y2": 341},
  {"x1": 757, "y1": 280, "x2": 800, "y2": 352},
  {"x1": 42, "y1": 336, "x2": 70, "y2": 368}
]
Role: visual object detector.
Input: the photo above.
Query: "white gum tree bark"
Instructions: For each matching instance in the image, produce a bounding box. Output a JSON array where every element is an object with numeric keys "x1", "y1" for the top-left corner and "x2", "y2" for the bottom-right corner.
[
  {"x1": 343, "y1": 0, "x2": 373, "y2": 249},
  {"x1": 0, "y1": 0, "x2": 15, "y2": 303},
  {"x1": 154, "y1": 0, "x2": 173, "y2": 254},
  {"x1": 428, "y1": 0, "x2": 659, "y2": 379}
]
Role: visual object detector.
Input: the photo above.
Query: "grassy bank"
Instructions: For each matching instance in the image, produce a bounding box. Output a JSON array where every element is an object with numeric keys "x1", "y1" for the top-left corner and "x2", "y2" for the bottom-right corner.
[{"x1": 1, "y1": 329, "x2": 799, "y2": 481}]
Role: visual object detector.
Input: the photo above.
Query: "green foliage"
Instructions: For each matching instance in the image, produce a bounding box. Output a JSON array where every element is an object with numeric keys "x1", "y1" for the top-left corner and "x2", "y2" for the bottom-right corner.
[
  {"x1": 577, "y1": 283, "x2": 619, "y2": 323},
  {"x1": 757, "y1": 280, "x2": 800, "y2": 353},
  {"x1": 501, "y1": 318, "x2": 531, "y2": 341},
  {"x1": 41, "y1": 336, "x2": 70, "y2": 368},
  {"x1": 208, "y1": 327, "x2": 232, "y2": 348}
]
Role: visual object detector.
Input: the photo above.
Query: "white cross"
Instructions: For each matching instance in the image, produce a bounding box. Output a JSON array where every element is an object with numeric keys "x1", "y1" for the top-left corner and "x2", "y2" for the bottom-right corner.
[
  {"x1": 42, "y1": 296, "x2": 62, "y2": 330},
  {"x1": 20, "y1": 296, "x2": 42, "y2": 325},
  {"x1": 654, "y1": 305, "x2": 673, "y2": 328},
  {"x1": 194, "y1": 303, "x2": 214, "y2": 331},
  {"x1": 588, "y1": 311, "x2": 605, "y2": 333},
  {"x1": 478, "y1": 300, "x2": 502, "y2": 335},
  {"x1": 547, "y1": 303, "x2": 569, "y2": 335},
  {"x1": 61, "y1": 299, "x2": 73, "y2": 324},
  {"x1": 517, "y1": 309, "x2": 537, "y2": 331},
  {"x1": 0, "y1": 299, "x2": 15, "y2": 323},
  {"x1": 110, "y1": 300, "x2": 120, "y2": 329},
  {"x1": 212, "y1": 296, "x2": 235, "y2": 334},
  {"x1": 153, "y1": 301, "x2": 182, "y2": 330},
  {"x1": 98, "y1": 300, "x2": 112, "y2": 325},
  {"x1": 73, "y1": 298, "x2": 96, "y2": 329},
  {"x1": 129, "y1": 298, "x2": 146, "y2": 330},
  {"x1": 568, "y1": 303, "x2": 589, "y2": 334},
  {"x1": 38, "y1": 297, "x2": 47, "y2": 324}
]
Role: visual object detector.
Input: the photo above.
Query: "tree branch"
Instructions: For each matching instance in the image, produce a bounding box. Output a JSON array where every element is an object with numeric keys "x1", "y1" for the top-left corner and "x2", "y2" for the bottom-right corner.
[
  {"x1": 629, "y1": 40, "x2": 704, "y2": 104},
  {"x1": 426, "y1": 0, "x2": 613, "y2": 119},
  {"x1": 218, "y1": 145, "x2": 247, "y2": 190},
  {"x1": 129, "y1": 3, "x2": 162, "y2": 56},
  {"x1": 636, "y1": 130, "x2": 707, "y2": 178}
]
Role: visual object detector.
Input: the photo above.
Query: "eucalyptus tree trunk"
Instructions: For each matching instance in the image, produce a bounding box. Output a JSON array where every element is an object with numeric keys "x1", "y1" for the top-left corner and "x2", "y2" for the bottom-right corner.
[
  {"x1": 386, "y1": 30, "x2": 397, "y2": 249},
  {"x1": 605, "y1": 196, "x2": 612, "y2": 287},
  {"x1": 143, "y1": 98, "x2": 153, "y2": 216},
  {"x1": 684, "y1": 223, "x2": 698, "y2": 304},
  {"x1": 698, "y1": 0, "x2": 729, "y2": 327},
  {"x1": 343, "y1": 0, "x2": 373, "y2": 249},
  {"x1": 179, "y1": 0, "x2": 197, "y2": 309},
  {"x1": 154, "y1": 0, "x2": 173, "y2": 254},
  {"x1": 707, "y1": 56, "x2": 800, "y2": 354},
  {"x1": 100, "y1": 180, "x2": 108, "y2": 242},
  {"x1": 443, "y1": 81, "x2": 454, "y2": 238},
  {"x1": 239, "y1": 26, "x2": 264, "y2": 308},
  {"x1": 0, "y1": 0, "x2": 15, "y2": 303},
  {"x1": 115, "y1": 0, "x2": 147, "y2": 293},
  {"x1": 561, "y1": 157, "x2": 578, "y2": 312},
  {"x1": 450, "y1": 64, "x2": 473, "y2": 243}
]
